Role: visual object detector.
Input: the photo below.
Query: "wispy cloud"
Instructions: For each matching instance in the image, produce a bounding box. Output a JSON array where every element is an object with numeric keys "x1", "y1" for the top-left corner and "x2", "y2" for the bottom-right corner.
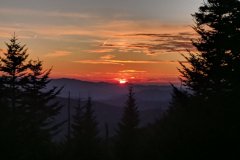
[
  {"x1": 0, "y1": 0, "x2": 200, "y2": 84},
  {"x1": 0, "y1": 8, "x2": 95, "y2": 19},
  {"x1": 0, "y1": 50, "x2": 3, "y2": 56},
  {"x1": 87, "y1": 48, "x2": 115, "y2": 54},
  {"x1": 119, "y1": 70, "x2": 146, "y2": 73},
  {"x1": 73, "y1": 60, "x2": 118, "y2": 65},
  {"x1": 100, "y1": 54, "x2": 115, "y2": 60},
  {"x1": 73, "y1": 59, "x2": 179, "y2": 65},
  {"x1": 0, "y1": 18, "x2": 195, "y2": 56},
  {"x1": 45, "y1": 50, "x2": 71, "y2": 57},
  {"x1": 98, "y1": 31, "x2": 196, "y2": 55},
  {"x1": 0, "y1": 49, "x2": 5, "y2": 54}
]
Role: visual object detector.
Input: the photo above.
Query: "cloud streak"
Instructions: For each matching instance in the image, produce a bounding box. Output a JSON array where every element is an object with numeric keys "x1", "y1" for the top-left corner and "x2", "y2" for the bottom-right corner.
[
  {"x1": 45, "y1": 51, "x2": 71, "y2": 57},
  {"x1": 0, "y1": 0, "x2": 200, "y2": 84},
  {"x1": 99, "y1": 32, "x2": 196, "y2": 55},
  {"x1": 0, "y1": 8, "x2": 95, "y2": 19},
  {"x1": 100, "y1": 54, "x2": 116, "y2": 60},
  {"x1": 119, "y1": 70, "x2": 146, "y2": 73},
  {"x1": 73, "y1": 59, "x2": 180, "y2": 65},
  {"x1": 87, "y1": 48, "x2": 115, "y2": 54}
]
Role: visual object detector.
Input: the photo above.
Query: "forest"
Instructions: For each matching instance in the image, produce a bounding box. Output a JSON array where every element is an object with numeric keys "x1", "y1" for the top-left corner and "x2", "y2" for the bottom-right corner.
[{"x1": 1, "y1": 0, "x2": 240, "y2": 159}]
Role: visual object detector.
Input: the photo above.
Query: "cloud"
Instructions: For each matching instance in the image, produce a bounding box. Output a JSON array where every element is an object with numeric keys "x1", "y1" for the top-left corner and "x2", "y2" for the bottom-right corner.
[
  {"x1": 0, "y1": 49, "x2": 7, "y2": 54},
  {"x1": 73, "y1": 60, "x2": 119, "y2": 65},
  {"x1": 145, "y1": 76, "x2": 180, "y2": 84},
  {"x1": 45, "y1": 50, "x2": 71, "y2": 57},
  {"x1": 0, "y1": 49, "x2": 3, "y2": 55},
  {"x1": 87, "y1": 48, "x2": 115, "y2": 54},
  {"x1": 99, "y1": 32, "x2": 196, "y2": 55},
  {"x1": 0, "y1": 8, "x2": 95, "y2": 19},
  {"x1": 119, "y1": 70, "x2": 146, "y2": 73},
  {"x1": 73, "y1": 59, "x2": 179, "y2": 65},
  {"x1": 0, "y1": 17, "x2": 196, "y2": 55},
  {"x1": 100, "y1": 54, "x2": 115, "y2": 60}
]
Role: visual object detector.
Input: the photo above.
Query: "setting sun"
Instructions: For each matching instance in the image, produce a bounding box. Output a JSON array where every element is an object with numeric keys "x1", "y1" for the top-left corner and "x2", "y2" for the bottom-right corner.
[{"x1": 119, "y1": 79, "x2": 127, "y2": 84}]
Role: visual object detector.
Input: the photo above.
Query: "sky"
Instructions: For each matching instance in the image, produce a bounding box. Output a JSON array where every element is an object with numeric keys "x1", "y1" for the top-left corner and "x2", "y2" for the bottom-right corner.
[{"x1": 0, "y1": 0, "x2": 202, "y2": 84}]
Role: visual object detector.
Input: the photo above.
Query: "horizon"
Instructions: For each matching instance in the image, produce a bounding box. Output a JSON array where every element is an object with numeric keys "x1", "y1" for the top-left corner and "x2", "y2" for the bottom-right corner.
[
  {"x1": 0, "y1": 0, "x2": 202, "y2": 84},
  {"x1": 1, "y1": 1, "x2": 239, "y2": 159},
  {"x1": 51, "y1": 77, "x2": 177, "y2": 86}
]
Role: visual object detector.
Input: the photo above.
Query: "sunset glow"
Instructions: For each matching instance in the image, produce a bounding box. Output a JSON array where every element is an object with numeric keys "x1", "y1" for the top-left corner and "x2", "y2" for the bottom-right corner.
[
  {"x1": 0, "y1": 0, "x2": 202, "y2": 84},
  {"x1": 119, "y1": 79, "x2": 127, "y2": 84}
]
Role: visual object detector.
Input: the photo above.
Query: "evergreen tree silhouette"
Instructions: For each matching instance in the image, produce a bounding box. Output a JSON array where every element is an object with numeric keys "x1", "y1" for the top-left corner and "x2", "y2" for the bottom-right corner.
[
  {"x1": 0, "y1": 74, "x2": 8, "y2": 123},
  {"x1": 180, "y1": 0, "x2": 240, "y2": 97},
  {"x1": 152, "y1": 0, "x2": 240, "y2": 159},
  {"x1": 71, "y1": 96, "x2": 84, "y2": 141},
  {"x1": 0, "y1": 65, "x2": 11, "y2": 159},
  {"x1": 69, "y1": 97, "x2": 100, "y2": 160},
  {"x1": 152, "y1": 87, "x2": 205, "y2": 159},
  {"x1": 0, "y1": 35, "x2": 30, "y2": 159},
  {"x1": 0, "y1": 34, "x2": 28, "y2": 113},
  {"x1": 115, "y1": 86, "x2": 139, "y2": 160},
  {"x1": 179, "y1": 2, "x2": 240, "y2": 158},
  {"x1": 22, "y1": 59, "x2": 63, "y2": 159},
  {"x1": 0, "y1": 35, "x2": 63, "y2": 160}
]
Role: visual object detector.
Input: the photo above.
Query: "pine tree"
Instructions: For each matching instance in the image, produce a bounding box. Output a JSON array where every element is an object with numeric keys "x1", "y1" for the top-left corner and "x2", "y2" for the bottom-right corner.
[
  {"x1": 0, "y1": 34, "x2": 29, "y2": 111},
  {"x1": 115, "y1": 86, "x2": 139, "y2": 160},
  {"x1": 179, "y1": 0, "x2": 240, "y2": 137},
  {"x1": 0, "y1": 64, "x2": 11, "y2": 159},
  {"x1": 180, "y1": 0, "x2": 240, "y2": 98},
  {"x1": 22, "y1": 59, "x2": 63, "y2": 159},
  {"x1": 163, "y1": 0, "x2": 240, "y2": 158},
  {"x1": 71, "y1": 96, "x2": 84, "y2": 140},
  {"x1": 0, "y1": 35, "x2": 30, "y2": 159},
  {"x1": 0, "y1": 35, "x2": 63, "y2": 159},
  {"x1": 70, "y1": 97, "x2": 100, "y2": 160},
  {"x1": 0, "y1": 74, "x2": 8, "y2": 122}
]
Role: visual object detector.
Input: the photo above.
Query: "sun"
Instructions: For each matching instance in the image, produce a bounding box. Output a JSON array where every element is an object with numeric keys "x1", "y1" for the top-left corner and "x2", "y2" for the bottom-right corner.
[{"x1": 119, "y1": 79, "x2": 127, "y2": 84}]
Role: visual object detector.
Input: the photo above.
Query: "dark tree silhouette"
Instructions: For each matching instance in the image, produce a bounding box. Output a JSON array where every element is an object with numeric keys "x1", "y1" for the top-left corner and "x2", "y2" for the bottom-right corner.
[
  {"x1": 152, "y1": 87, "x2": 206, "y2": 159},
  {"x1": 0, "y1": 35, "x2": 30, "y2": 159},
  {"x1": 0, "y1": 35, "x2": 63, "y2": 160},
  {"x1": 69, "y1": 97, "x2": 100, "y2": 160},
  {"x1": 0, "y1": 67, "x2": 11, "y2": 159},
  {"x1": 152, "y1": 0, "x2": 240, "y2": 159},
  {"x1": 0, "y1": 75, "x2": 8, "y2": 121},
  {"x1": 180, "y1": 0, "x2": 240, "y2": 97},
  {"x1": 22, "y1": 59, "x2": 63, "y2": 159},
  {"x1": 115, "y1": 86, "x2": 139, "y2": 160},
  {"x1": 71, "y1": 96, "x2": 84, "y2": 140},
  {"x1": 0, "y1": 34, "x2": 28, "y2": 111},
  {"x1": 179, "y1": 2, "x2": 240, "y2": 157}
]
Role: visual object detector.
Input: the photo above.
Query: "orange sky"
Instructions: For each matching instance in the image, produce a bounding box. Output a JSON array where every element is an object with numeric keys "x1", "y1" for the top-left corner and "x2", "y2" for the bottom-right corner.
[{"x1": 0, "y1": 0, "x2": 201, "y2": 84}]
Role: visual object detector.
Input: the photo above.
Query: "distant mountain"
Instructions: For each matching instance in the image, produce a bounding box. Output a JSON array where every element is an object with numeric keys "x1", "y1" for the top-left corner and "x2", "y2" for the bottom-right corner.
[
  {"x1": 48, "y1": 78, "x2": 129, "y2": 100},
  {"x1": 48, "y1": 78, "x2": 173, "y2": 110},
  {"x1": 48, "y1": 78, "x2": 173, "y2": 140}
]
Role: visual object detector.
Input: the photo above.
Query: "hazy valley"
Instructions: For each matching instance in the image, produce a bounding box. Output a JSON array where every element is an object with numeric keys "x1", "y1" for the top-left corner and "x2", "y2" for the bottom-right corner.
[{"x1": 49, "y1": 78, "x2": 173, "y2": 139}]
